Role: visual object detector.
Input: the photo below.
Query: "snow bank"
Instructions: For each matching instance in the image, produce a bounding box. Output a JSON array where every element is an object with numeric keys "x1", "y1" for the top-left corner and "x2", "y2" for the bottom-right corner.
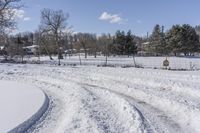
[{"x1": 0, "y1": 80, "x2": 49, "y2": 133}]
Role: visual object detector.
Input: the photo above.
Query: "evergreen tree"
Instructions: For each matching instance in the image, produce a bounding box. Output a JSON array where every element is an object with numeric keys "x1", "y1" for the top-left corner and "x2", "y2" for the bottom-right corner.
[
  {"x1": 166, "y1": 25, "x2": 181, "y2": 55},
  {"x1": 181, "y1": 24, "x2": 199, "y2": 55},
  {"x1": 149, "y1": 24, "x2": 161, "y2": 53},
  {"x1": 114, "y1": 30, "x2": 137, "y2": 56},
  {"x1": 114, "y1": 30, "x2": 126, "y2": 55},
  {"x1": 149, "y1": 24, "x2": 167, "y2": 55},
  {"x1": 125, "y1": 30, "x2": 137, "y2": 56},
  {"x1": 166, "y1": 24, "x2": 200, "y2": 56}
]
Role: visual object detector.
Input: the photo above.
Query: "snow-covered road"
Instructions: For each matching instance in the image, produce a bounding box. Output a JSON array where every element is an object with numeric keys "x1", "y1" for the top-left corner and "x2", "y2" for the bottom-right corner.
[{"x1": 0, "y1": 64, "x2": 200, "y2": 133}]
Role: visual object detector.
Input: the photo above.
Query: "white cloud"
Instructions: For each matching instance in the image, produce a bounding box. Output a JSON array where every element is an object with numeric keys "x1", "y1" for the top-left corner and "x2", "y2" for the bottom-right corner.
[
  {"x1": 13, "y1": 9, "x2": 25, "y2": 19},
  {"x1": 12, "y1": 9, "x2": 31, "y2": 21},
  {"x1": 99, "y1": 12, "x2": 126, "y2": 24},
  {"x1": 23, "y1": 17, "x2": 31, "y2": 21}
]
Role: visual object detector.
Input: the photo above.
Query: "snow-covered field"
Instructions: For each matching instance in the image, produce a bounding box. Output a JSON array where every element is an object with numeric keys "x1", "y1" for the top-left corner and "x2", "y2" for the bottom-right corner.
[
  {"x1": 0, "y1": 80, "x2": 48, "y2": 133},
  {"x1": 0, "y1": 62, "x2": 200, "y2": 133},
  {"x1": 25, "y1": 55, "x2": 200, "y2": 70}
]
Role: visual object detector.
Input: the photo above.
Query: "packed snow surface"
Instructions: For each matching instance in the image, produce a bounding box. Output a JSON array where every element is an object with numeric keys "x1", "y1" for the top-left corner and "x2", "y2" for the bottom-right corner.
[
  {"x1": 0, "y1": 63, "x2": 200, "y2": 133},
  {"x1": 0, "y1": 80, "x2": 47, "y2": 133}
]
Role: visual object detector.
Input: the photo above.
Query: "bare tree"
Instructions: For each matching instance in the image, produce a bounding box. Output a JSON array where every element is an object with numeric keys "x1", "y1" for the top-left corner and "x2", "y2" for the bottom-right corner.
[
  {"x1": 98, "y1": 34, "x2": 113, "y2": 66},
  {"x1": 0, "y1": 0, "x2": 22, "y2": 33},
  {"x1": 76, "y1": 33, "x2": 97, "y2": 59},
  {"x1": 88, "y1": 34, "x2": 97, "y2": 58},
  {"x1": 37, "y1": 29, "x2": 54, "y2": 60},
  {"x1": 40, "y1": 8, "x2": 70, "y2": 65},
  {"x1": 0, "y1": 32, "x2": 9, "y2": 60},
  {"x1": 76, "y1": 33, "x2": 88, "y2": 59},
  {"x1": 0, "y1": 0, "x2": 22, "y2": 61}
]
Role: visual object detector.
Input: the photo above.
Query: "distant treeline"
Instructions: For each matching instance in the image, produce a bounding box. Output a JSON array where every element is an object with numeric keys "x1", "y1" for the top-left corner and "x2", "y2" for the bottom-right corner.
[{"x1": 0, "y1": 0, "x2": 200, "y2": 62}]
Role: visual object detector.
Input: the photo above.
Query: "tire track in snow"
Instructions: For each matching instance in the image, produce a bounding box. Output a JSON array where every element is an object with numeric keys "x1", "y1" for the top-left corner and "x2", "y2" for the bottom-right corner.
[
  {"x1": 0, "y1": 64, "x2": 199, "y2": 132},
  {"x1": 78, "y1": 87, "x2": 146, "y2": 133},
  {"x1": 92, "y1": 72, "x2": 200, "y2": 111},
  {"x1": 9, "y1": 66, "x2": 185, "y2": 133},
  {"x1": 0, "y1": 66, "x2": 143, "y2": 133},
  {"x1": 0, "y1": 65, "x2": 150, "y2": 133},
  {"x1": 82, "y1": 83, "x2": 183, "y2": 133}
]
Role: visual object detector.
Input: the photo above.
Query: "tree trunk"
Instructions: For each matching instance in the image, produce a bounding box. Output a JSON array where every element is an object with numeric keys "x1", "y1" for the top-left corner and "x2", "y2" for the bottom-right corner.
[
  {"x1": 133, "y1": 54, "x2": 136, "y2": 67},
  {"x1": 79, "y1": 52, "x2": 82, "y2": 65},
  {"x1": 94, "y1": 48, "x2": 97, "y2": 58},
  {"x1": 55, "y1": 33, "x2": 61, "y2": 66},
  {"x1": 174, "y1": 52, "x2": 177, "y2": 56},
  {"x1": 43, "y1": 44, "x2": 53, "y2": 60},
  {"x1": 84, "y1": 49, "x2": 87, "y2": 59}
]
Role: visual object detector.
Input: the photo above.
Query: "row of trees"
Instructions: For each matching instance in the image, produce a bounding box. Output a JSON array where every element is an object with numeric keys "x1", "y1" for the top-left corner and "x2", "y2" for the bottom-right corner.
[
  {"x1": 36, "y1": 29, "x2": 139, "y2": 59},
  {"x1": 0, "y1": 0, "x2": 200, "y2": 64},
  {"x1": 2, "y1": 23, "x2": 200, "y2": 63},
  {"x1": 148, "y1": 24, "x2": 200, "y2": 56}
]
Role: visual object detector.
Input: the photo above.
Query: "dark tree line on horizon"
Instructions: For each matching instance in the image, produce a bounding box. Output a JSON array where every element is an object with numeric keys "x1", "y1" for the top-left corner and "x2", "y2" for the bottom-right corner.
[{"x1": 148, "y1": 24, "x2": 200, "y2": 56}]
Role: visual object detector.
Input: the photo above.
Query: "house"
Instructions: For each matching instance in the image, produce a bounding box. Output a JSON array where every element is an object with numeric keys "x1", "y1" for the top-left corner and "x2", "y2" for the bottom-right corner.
[
  {"x1": 0, "y1": 46, "x2": 6, "y2": 55},
  {"x1": 64, "y1": 49, "x2": 77, "y2": 54},
  {"x1": 23, "y1": 45, "x2": 39, "y2": 55},
  {"x1": 137, "y1": 42, "x2": 150, "y2": 56}
]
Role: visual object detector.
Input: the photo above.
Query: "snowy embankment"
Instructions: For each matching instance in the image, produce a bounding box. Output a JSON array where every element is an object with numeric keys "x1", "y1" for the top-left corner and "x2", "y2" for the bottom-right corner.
[
  {"x1": 0, "y1": 64, "x2": 200, "y2": 132},
  {"x1": 0, "y1": 80, "x2": 49, "y2": 133},
  {"x1": 27, "y1": 56, "x2": 200, "y2": 70}
]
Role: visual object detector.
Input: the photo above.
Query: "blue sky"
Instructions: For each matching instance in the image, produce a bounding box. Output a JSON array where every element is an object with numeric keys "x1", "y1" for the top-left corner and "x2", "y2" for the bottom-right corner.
[{"x1": 17, "y1": 0, "x2": 200, "y2": 36}]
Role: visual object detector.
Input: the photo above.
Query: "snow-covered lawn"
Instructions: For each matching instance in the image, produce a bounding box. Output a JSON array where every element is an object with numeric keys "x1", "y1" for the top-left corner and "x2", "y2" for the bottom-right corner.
[
  {"x1": 0, "y1": 80, "x2": 48, "y2": 133},
  {"x1": 26, "y1": 55, "x2": 200, "y2": 70},
  {"x1": 0, "y1": 63, "x2": 200, "y2": 133}
]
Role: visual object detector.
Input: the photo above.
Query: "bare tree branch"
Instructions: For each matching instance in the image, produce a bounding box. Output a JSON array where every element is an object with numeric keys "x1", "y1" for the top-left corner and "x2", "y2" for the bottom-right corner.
[{"x1": 0, "y1": 0, "x2": 23, "y2": 33}]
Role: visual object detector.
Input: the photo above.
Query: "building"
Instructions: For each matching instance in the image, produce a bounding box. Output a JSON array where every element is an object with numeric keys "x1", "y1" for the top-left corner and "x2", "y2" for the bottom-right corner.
[{"x1": 23, "y1": 45, "x2": 39, "y2": 55}]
